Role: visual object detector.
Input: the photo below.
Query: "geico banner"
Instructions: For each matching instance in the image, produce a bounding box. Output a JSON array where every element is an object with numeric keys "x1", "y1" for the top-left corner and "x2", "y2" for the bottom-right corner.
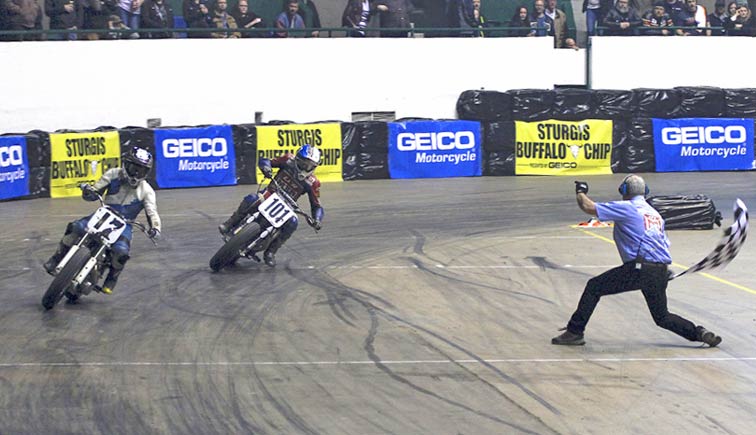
[
  {"x1": 0, "y1": 136, "x2": 30, "y2": 200},
  {"x1": 653, "y1": 118, "x2": 754, "y2": 172},
  {"x1": 515, "y1": 119, "x2": 613, "y2": 175},
  {"x1": 256, "y1": 123, "x2": 342, "y2": 182},
  {"x1": 50, "y1": 131, "x2": 121, "y2": 198},
  {"x1": 155, "y1": 125, "x2": 236, "y2": 188},
  {"x1": 388, "y1": 121, "x2": 482, "y2": 179}
]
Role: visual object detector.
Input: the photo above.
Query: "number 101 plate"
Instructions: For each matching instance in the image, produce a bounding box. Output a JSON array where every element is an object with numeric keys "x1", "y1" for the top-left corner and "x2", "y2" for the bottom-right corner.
[{"x1": 259, "y1": 193, "x2": 295, "y2": 228}]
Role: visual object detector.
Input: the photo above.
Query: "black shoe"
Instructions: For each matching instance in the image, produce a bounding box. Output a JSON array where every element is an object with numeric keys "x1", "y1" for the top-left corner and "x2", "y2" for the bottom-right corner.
[
  {"x1": 218, "y1": 223, "x2": 230, "y2": 236},
  {"x1": 551, "y1": 329, "x2": 585, "y2": 346},
  {"x1": 64, "y1": 291, "x2": 80, "y2": 303},
  {"x1": 263, "y1": 251, "x2": 276, "y2": 267},
  {"x1": 696, "y1": 326, "x2": 722, "y2": 347},
  {"x1": 43, "y1": 257, "x2": 59, "y2": 276}
]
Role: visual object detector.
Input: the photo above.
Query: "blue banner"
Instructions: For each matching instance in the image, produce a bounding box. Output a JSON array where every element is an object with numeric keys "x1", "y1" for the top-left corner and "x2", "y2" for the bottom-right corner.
[
  {"x1": 653, "y1": 118, "x2": 754, "y2": 172},
  {"x1": 0, "y1": 136, "x2": 30, "y2": 200},
  {"x1": 155, "y1": 126, "x2": 237, "y2": 188},
  {"x1": 388, "y1": 121, "x2": 482, "y2": 179}
]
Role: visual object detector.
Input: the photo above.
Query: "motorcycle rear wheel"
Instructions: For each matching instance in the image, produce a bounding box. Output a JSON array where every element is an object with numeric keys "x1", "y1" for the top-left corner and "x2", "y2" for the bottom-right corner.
[
  {"x1": 209, "y1": 223, "x2": 263, "y2": 272},
  {"x1": 42, "y1": 249, "x2": 90, "y2": 310}
]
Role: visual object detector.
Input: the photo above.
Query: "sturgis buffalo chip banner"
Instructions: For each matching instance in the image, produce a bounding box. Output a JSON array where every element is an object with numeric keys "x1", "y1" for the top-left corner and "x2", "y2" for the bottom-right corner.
[
  {"x1": 50, "y1": 131, "x2": 121, "y2": 198},
  {"x1": 155, "y1": 125, "x2": 236, "y2": 188},
  {"x1": 0, "y1": 136, "x2": 30, "y2": 200},
  {"x1": 388, "y1": 120, "x2": 481, "y2": 179},
  {"x1": 515, "y1": 119, "x2": 613, "y2": 175},
  {"x1": 256, "y1": 123, "x2": 343, "y2": 182},
  {"x1": 653, "y1": 118, "x2": 754, "y2": 172}
]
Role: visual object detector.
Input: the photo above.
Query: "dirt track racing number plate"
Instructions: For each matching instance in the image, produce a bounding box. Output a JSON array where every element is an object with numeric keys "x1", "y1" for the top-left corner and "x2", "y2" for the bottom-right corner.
[
  {"x1": 86, "y1": 207, "x2": 127, "y2": 244},
  {"x1": 259, "y1": 193, "x2": 295, "y2": 228}
]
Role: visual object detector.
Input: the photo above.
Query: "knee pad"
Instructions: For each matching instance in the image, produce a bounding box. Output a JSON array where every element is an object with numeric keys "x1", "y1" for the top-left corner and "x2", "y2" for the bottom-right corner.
[
  {"x1": 110, "y1": 240, "x2": 131, "y2": 270},
  {"x1": 281, "y1": 216, "x2": 299, "y2": 237}
]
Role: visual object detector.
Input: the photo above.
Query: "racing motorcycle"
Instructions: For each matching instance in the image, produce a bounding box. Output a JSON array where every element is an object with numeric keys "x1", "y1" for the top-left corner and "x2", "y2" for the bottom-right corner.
[
  {"x1": 209, "y1": 177, "x2": 319, "y2": 272},
  {"x1": 41, "y1": 187, "x2": 157, "y2": 310}
]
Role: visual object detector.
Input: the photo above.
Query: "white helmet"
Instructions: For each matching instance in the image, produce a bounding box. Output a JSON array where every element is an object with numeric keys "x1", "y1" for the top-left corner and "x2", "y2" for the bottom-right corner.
[{"x1": 294, "y1": 144, "x2": 321, "y2": 180}]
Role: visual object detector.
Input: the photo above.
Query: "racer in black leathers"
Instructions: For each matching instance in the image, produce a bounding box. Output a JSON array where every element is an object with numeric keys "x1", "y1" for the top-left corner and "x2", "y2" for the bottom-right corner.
[{"x1": 218, "y1": 144, "x2": 324, "y2": 267}]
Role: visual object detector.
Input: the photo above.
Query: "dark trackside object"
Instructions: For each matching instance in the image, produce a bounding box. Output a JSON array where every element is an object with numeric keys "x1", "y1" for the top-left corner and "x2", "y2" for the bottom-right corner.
[{"x1": 647, "y1": 195, "x2": 722, "y2": 230}]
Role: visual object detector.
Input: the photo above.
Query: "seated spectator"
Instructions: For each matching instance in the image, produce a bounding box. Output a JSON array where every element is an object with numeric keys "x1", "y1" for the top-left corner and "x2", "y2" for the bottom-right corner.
[
  {"x1": 140, "y1": 0, "x2": 174, "y2": 39},
  {"x1": 708, "y1": 0, "x2": 728, "y2": 34},
  {"x1": 276, "y1": 0, "x2": 305, "y2": 37},
  {"x1": 0, "y1": 0, "x2": 43, "y2": 41},
  {"x1": 342, "y1": 0, "x2": 372, "y2": 37},
  {"x1": 210, "y1": 0, "x2": 240, "y2": 38},
  {"x1": 663, "y1": 0, "x2": 684, "y2": 17},
  {"x1": 231, "y1": 0, "x2": 264, "y2": 37},
  {"x1": 509, "y1": 5, "x2": 534, "y2": 36},
  {"x1": 725, "y1": 2, "x2": 756, "y2": 35},
  {"x1": 81, "y1": 0, "x2": 119, "y2": 40},
  {"x1": 105, "y1": 13, "x2": 130, "y2": 38},
  {"x1": 529, "y1": 0, "x2": 554, "y2": 37},
  {"x1": 374, "y1": 0, "x2": 413, "y2": 38},
  {"x1": 288, "y1": 0, "x2": 320, "y2": 37},
  {"x1": 673, "y1": 0, "x2": 708, "y2": 35},
  {"x1": 564, "y1": 37, "x2": 579, "y2": 49},
  {"x1": 46, "y1": 0, "x2": 79, "y2": 40},
  {"x1": 641, "y1": 0, "x2": 673, "y2": 35},
  {"x1": 183, "y1": 0, "x2": 212, "y2": 38},
  {"x1": 602, "y1": 0, "x2": 641, "y2": 35}
]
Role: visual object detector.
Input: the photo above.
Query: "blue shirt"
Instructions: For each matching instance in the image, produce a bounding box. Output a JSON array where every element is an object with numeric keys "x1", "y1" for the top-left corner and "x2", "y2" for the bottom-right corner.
[{"x1": 596, "y1": 196, "x2": 672, "y2": 264}]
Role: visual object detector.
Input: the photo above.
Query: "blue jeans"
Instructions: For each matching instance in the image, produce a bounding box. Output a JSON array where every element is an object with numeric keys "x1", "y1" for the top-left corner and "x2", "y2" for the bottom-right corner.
[
  {"x1": 586, "y1": 8, "x2": 601, "y2": 36},
  {"x1": 118, "y1": 7, "x2": 141, "y2": 37}
]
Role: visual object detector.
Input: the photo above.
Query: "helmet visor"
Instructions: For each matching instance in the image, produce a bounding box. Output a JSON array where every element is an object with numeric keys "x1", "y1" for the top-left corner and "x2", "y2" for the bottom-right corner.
[
  {"x1": 297, "y1": 159, "x2": 318, "y2": 173},
  {"x1": 125, "y1": 161, "x2": 149, "y2": 180}
]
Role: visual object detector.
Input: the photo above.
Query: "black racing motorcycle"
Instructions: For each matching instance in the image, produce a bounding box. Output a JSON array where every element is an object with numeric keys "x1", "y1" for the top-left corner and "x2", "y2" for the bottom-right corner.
[
  {"x1": 42, "y1": 187, "x2": 157, "y2": 310},
  {"x1": 209, "y1": 177, "x2": 319, "y2": 272}
]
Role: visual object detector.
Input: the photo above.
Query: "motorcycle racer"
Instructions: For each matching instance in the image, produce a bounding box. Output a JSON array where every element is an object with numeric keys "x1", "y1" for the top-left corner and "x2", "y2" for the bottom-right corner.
[
  {"x1": 43, "y1": 147, "x2": 162, "y2": 295},
  {"x1": 218, "y1": 144, "x2": 324, "y2": 267}
]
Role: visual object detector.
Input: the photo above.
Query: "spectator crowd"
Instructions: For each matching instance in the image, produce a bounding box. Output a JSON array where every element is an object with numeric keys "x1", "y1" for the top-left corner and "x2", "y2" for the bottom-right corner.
[{"x1": 1, "y1": 0, "x2": 754, "y2": 42}]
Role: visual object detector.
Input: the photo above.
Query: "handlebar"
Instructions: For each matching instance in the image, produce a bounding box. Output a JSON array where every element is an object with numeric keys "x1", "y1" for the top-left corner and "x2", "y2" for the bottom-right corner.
[
  {"x1": 260, "y1": 176, "x2": 320, "y2": 232},
  {"x1": 80, "y1": 183, "x2": 159, "y2": 245}
]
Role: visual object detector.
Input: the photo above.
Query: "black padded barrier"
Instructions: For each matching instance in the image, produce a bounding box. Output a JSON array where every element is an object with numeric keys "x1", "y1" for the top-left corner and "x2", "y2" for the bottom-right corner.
[
  {"x1": 633, "y1": 88, "x2": 681, "y2": 119},
  {"x1": 509, "y1": 89, "x2": 555, "y2": 121},
  {"x1": 456, "y1": 89, "x2": 512, "y2": 121},
  {"x1": 674, "y1": 86, "x2": 725, "y2": 118},
  {"x1": 231, "y1": 124, "x2": 258, "y2": 185}
]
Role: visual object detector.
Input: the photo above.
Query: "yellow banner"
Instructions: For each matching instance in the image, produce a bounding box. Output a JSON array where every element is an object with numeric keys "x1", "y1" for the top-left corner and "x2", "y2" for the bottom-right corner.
[
  {"x1": 256, "y1": 123, "x2": 343, "y2": 182},
  {"x1": 514, "y1": 119, "x2": 613, "y2": 175},
  {"x1": 50, "y1": 131, "x2": 121, "y2": 198}
]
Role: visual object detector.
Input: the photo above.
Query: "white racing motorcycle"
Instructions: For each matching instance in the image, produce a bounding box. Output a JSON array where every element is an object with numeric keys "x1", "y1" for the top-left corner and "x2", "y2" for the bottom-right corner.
[
  {"x1": 41, "y1": 187, "x2": 157, "y2": 310},
  {"x1": 209, "y1": 177, "x2": 319, "y2": 272}
]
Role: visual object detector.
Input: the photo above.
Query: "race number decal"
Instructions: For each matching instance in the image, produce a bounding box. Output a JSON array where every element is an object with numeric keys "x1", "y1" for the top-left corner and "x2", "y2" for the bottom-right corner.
[
  {"x1": 259, "y1": 193, "x2": 295, "y2": 228},
  {"x1": 86, "y1": 207, "x2": 127, "y2": 244}
]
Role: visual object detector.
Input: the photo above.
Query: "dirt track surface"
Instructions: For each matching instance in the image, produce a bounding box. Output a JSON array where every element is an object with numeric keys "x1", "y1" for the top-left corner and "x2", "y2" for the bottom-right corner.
[{"x1": 2, "y1": 173, "x2": 756, "y2": 434}]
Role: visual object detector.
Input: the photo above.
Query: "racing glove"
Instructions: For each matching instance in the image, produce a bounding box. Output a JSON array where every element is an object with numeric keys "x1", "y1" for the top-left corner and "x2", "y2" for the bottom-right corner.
[
  {"x1": 147, "y1": 227, "x2": 162, "y2": 241},
  {"x1": 575, "y1": 181, "x2": 589, "y2": 195},
  {"x1": 80, "y1": 183, "x2": 98, "y2": 201},
  {"x1": 261, "y1": 167, "x2": 273, "y2": 179}
]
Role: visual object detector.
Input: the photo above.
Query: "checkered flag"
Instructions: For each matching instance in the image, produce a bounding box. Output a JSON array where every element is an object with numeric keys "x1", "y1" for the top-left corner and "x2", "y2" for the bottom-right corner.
[{"x1": 670, "y1": 199, "x2": 749, "y2": 280}]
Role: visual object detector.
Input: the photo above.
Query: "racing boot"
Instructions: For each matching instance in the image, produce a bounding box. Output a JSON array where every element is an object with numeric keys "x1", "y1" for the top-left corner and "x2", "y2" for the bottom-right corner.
[
  {"x1": 219, "y1": 198, "x2": 256, "y2": 236},
  {"x1": 696, "y1": 326, "x2": 722, "y2": 347},
  {"x1": 98, "y1": 268, "x2": 122, "y2": 295},
  {"x1": 43, "y1": 233, "x2": 77, "y2": 276},
  {"x1": 263, "y1": 232, "x2": 291, "y2": 268}
]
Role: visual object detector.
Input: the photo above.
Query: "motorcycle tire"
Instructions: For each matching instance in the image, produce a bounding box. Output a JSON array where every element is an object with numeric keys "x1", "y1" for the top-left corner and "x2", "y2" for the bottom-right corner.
[
  {"x1": 42, "y1": 248, "x2": 90, "y2": 310},
  {"x1": 209, "y1": 222, "x2": 263, "y2": 272}
]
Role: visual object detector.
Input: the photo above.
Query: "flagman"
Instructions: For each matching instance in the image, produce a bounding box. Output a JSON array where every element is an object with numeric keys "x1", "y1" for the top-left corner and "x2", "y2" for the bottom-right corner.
[{"x1": 552, "y1": 175, "x2": 722, "y2": 347}]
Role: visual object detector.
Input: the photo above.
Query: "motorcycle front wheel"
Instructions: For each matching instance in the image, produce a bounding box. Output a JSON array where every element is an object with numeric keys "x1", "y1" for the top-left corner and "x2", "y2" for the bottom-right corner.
[
  {"x1": 42, "y1": 248, "x2": 90, "y2": 310},
  {"x1": 209, "y1": 223, "x2": 263, "y2": 272}
]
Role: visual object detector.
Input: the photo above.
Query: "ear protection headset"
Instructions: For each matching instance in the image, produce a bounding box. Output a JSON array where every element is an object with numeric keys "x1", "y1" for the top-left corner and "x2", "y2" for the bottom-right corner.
[{"x1": 618, "y1": 175, "x2": 650, "y2": 196}]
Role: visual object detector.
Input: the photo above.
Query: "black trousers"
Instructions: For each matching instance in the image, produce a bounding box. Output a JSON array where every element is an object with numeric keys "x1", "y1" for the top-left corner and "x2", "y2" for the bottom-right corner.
[{"x1": 567, "y1": 262, "x2": 698, "y2": 341}]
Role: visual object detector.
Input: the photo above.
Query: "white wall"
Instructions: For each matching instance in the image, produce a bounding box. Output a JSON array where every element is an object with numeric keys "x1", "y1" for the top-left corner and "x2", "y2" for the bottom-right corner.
[
  {"x1": 590, "y1": 36, "x2": 756, "y2": 90},
  {"x1": 0, "y1": 37, "x2": 585, "y2": 133}
]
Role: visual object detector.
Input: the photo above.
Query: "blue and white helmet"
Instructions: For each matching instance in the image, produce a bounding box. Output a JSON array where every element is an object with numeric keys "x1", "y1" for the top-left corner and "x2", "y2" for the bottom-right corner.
[
  {"x1": 123, "y1": 147, "x2": 153, "y2": 187},
  {"x1": 294, "y1": 144, "x2": 321, "y2": 180}
]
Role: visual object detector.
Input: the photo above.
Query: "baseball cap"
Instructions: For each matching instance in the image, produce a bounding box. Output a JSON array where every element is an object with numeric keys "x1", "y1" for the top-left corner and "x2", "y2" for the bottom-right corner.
[{"x1": 715, "y1": 0, "x2": 726, "y2": 6}]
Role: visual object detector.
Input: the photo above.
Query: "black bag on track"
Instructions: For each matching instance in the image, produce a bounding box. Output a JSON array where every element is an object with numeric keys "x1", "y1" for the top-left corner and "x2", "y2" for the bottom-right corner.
[{"x1": 647, "y1": 195, "x2": 723, "y2": 230}]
